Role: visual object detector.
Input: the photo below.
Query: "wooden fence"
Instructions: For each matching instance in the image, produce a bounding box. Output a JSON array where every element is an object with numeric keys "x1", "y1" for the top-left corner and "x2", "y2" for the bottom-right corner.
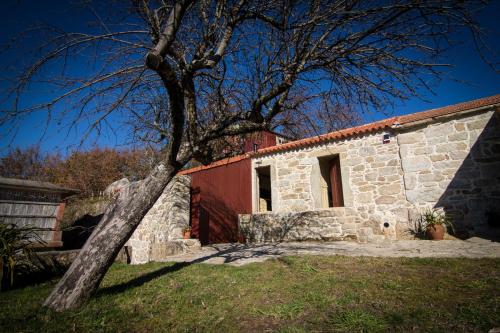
[{"x1": 0, "y1": 177, "x2": 78, "y2": 248}]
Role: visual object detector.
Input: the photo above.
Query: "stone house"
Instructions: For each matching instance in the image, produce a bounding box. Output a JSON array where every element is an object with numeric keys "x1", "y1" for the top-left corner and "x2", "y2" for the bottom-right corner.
[{"x1": 126, "y1": 94, "x2": 500, "y2": 264}]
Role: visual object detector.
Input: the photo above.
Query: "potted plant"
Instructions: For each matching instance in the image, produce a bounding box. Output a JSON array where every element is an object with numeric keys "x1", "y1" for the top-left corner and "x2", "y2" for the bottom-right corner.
[
  {"x1": 182, "y1": 226, "x2": 192, "y2": 239},
  {"x1": 422, "y1": 209, "x2": 451, "y2": 240}
]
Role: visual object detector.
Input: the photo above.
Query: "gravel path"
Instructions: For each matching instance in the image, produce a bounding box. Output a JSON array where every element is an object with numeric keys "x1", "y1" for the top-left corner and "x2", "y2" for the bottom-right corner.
[{"x1": 160, "y1": 237, "x2": 500, "y2": 266}]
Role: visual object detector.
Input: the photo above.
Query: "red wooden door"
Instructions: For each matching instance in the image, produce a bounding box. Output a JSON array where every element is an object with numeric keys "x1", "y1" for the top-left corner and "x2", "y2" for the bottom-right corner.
[{"x1": 329, "y1": 157, "x2": 344, "y2": 207}]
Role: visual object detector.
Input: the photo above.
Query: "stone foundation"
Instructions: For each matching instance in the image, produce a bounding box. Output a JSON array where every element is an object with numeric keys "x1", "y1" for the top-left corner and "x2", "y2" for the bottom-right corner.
[
  {"x1": 150, "y1": 239, "x2": 201, "y2": 261},
  {"x1": 239, "y1": 209, "x2": 387, "y2": 243}
]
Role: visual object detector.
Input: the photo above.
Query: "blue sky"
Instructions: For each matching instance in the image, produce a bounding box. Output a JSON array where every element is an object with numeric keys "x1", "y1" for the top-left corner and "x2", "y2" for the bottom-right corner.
[{"x1": 0, "y1": 0, "x2": 498, "y2": 155}]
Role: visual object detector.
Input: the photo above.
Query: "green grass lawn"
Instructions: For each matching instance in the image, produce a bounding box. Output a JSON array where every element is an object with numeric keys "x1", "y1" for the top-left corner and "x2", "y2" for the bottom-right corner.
[{"x1": 1, "y1": 256, "x2": 499, "y2": 332}]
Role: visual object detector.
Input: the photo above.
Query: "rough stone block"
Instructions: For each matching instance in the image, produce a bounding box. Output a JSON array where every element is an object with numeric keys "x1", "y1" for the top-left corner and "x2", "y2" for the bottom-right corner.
[
  {"x1": 150, "y1": 239, "x2": 202, "y2": 261},
  {"x1": 413, "y1": 147, "x2": 433, "y2": 156},
  {"x1": 345, "y1": 157, "x2": 364, "y2": 166},
  {"x1": 418, "y1": 173, "x2": 443, "y2": 182},
  {"x1": 406, "y1": 187, "x2": 443, "y2": 203},
  {"x1": 401, "y1": 157, "x2": 431, "y2": 172},
  {"x1": 454, "y1": 123, "x2": 465, "y2": 131},
  {"x1": 448, "y1": 132, "x2": 468, "y2": 142},
  {"x1": 449, "y1": 150, "x2": 469, "y2": 161},
  {"x1": 466, "y1": 118, "x2": 489, "y2": 130},
  {"x1": 357, "y1": 227, "x2": 373, "y2": 236},
  {"x1": 364, "y1": 172, "x2": 377, "y2": 181},
  {"x1": 403, "y1": 174, "x2": 416, "y2": 190},
  {"x1": 378, "y1": 166, "x2": 400, "y2": 176},
  {"x1": 425, "y1": 123, "x2": 453, "y2": 138},
  {"x1": 359, "y1": 185, "x2": 375, "y2": 192},
  {"x1": 357, "y1": 192, "x2": 373, "y2": 203},
  {"x1": 379, "y1": 184, "x2": 401, "y2": 195},
  {"x1": 398, "y1": 132, "x2": 425, "y2": 144},
  {"x1": 375, "y1": 196, "x2": 397, "y2": 204},
  {"x1": 430, "y1": 154, "x2": 447, "y2": 162},
  {"x1": 385, "y1": 175, "x2": 401, "y2": 182},
  {"x1": 352, "y1": 164, "x2": 365, "y2": 172},
  {"x1": 359, "y1": 146, "x2": 376, "y2": 156},
  {"x1": 435, "y1": 142, "x2": 467, "y2": 153},
  {"x1": 278, "y1": 169, "x2": 291, "y2": 176},
  {"x1": 386, "y1": 159, "x2": 399, "y2": 166}
]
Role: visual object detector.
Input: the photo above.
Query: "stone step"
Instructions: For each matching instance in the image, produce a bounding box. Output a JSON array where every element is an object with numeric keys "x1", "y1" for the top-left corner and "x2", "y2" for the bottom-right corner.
[
  {"x1": 357, "y1": 227, "x2": 389, "y2": 243},
  {"x1": 357, "y1": 227, "x2": 373, "y2": 243},
  {"x1": 150, "y1": 239, "x2": 201, "y2": 261},
  {"x1": 369, "y1": 235, "x2": 387, "y2": 243}
]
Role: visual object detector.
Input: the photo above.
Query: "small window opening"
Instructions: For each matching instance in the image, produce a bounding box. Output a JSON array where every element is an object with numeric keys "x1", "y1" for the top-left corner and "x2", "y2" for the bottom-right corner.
[
  {"x1": 256, "y1": 166, "x2": 272, "y2": 212},
  {"x1": 318, "y1": 155, "x2": 344, "y2": 208}
]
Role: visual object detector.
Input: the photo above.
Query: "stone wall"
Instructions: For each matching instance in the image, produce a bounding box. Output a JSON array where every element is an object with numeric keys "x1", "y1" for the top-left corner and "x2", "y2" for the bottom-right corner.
[
  {"x1": 239, "y1": 209, "x2": 382, "y2": 243},
  {"x1": 399, "y1": 110, "x2": 500, "y2": 239},
  {"x1": 244, "y1": 108, "x2": 499, "y2": 242},
  {"x1": 251, "y1": 125, "x2": 408, "y2": 239},
  {"x1": 126, "y1": 175, "x2": 198, "y2": 264}
]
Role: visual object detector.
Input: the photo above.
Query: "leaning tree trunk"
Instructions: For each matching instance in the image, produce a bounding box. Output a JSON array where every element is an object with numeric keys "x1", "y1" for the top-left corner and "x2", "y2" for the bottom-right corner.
[{"x1": 43, "y1": 164, "x2": 176, "y2": 311}]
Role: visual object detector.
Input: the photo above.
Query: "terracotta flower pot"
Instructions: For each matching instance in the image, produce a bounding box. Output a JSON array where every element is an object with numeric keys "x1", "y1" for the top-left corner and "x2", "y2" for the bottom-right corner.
[
  {"x1": 426, "y1": 224, "x2": 445, "y2": 240},
  {"x1": 183, "y1": 230, "x2": 191, "y2": 239}
]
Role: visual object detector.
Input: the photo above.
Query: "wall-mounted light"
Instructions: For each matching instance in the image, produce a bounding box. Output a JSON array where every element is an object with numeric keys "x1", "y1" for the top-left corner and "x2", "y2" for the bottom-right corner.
[{"x1": 382, "y1": 133, "x2": 390, "y2": 144}]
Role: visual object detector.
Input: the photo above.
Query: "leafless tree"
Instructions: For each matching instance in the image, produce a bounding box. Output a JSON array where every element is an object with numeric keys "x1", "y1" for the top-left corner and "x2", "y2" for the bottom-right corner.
[{"x1": 0, "y1": 0, "x2": 493, "y2": 310}]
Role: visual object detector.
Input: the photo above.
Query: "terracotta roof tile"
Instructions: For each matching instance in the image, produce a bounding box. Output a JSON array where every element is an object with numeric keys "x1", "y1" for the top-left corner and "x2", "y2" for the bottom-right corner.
[
  {"x1": 255, "y1": 116, "x2": 398, "y2": 156},
  {"x1": 256, "y1": 94, "x2": 499, "y2": 156},
  {"x1": 396, "y1": 94, "x2": 500, "y2": 125},
  {"x1": 177, "y1": 94, "x2": 499, "y2": 173}
]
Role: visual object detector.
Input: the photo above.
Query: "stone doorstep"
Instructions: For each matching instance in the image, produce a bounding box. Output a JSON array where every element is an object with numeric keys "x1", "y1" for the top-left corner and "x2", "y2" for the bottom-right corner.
[{"x1": 149, "y1": 239, "x2": 202, "y2": 261}]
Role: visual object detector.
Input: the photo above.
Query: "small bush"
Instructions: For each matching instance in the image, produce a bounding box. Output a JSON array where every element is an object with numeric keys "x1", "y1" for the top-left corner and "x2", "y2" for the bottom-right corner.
[{"x1": 0, "y1": 223, "x2": 44, "y2": 290}]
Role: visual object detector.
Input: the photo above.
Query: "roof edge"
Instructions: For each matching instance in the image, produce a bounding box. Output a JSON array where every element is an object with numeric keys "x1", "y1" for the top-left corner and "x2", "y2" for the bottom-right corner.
[
  {"x1": 255, "y1": 94, "x2": 500, "y2": 157},
  {"x1": 0, "y1": 177, "x2": 80, "y2": 194},
  {"x1": 178, "y1": 154, "x2": 251, "y2": 175},
  {"x1": 176, "y1": 93, "x2": 500, "y2": 173}
]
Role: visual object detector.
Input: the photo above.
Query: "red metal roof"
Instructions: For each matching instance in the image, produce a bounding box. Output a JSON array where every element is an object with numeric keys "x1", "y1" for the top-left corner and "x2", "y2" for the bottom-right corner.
[
  {"x1": 178, "y1": 94, "x2": 500, "y2": 173},
  {"x1": 178, "y1": 154, "x2": 251, "y2": 175}
]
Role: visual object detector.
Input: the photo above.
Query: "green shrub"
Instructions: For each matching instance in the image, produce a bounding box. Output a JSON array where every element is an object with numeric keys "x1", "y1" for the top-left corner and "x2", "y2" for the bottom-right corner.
[{"x1": 0, "y1": 223, "x2": 44, "y2": 290}]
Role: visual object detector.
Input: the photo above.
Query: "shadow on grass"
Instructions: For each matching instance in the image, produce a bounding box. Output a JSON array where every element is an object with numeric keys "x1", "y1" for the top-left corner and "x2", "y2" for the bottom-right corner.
[
  {"x1": 96, "y1": 243, "x2": 278, "y2": 297},
  {"x1": 97, "y1": 241, "x2": 377, "y2": 297},
  {"x1": 95, "y1": 261, "x2": 190, "y2": 297}
]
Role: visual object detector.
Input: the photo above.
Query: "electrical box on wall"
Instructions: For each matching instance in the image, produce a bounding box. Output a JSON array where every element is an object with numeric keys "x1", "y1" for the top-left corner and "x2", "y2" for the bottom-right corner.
[{"x1": 382, "y1": 133, "x2": 390, "y2": 144}]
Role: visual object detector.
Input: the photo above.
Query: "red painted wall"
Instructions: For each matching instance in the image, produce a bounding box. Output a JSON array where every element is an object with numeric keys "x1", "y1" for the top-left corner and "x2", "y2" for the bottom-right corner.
[
  {"x1": 190, "y1": 158, "x2": 252, "y2": 245},
  {"x1": 243, "y1": 132, "x2": 277, "y2": 153}
]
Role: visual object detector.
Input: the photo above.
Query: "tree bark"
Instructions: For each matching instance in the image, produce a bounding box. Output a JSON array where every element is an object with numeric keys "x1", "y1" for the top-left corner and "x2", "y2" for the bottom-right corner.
[{"x1": 43, "y1": 163, "x2": 176, "y2": 311}]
